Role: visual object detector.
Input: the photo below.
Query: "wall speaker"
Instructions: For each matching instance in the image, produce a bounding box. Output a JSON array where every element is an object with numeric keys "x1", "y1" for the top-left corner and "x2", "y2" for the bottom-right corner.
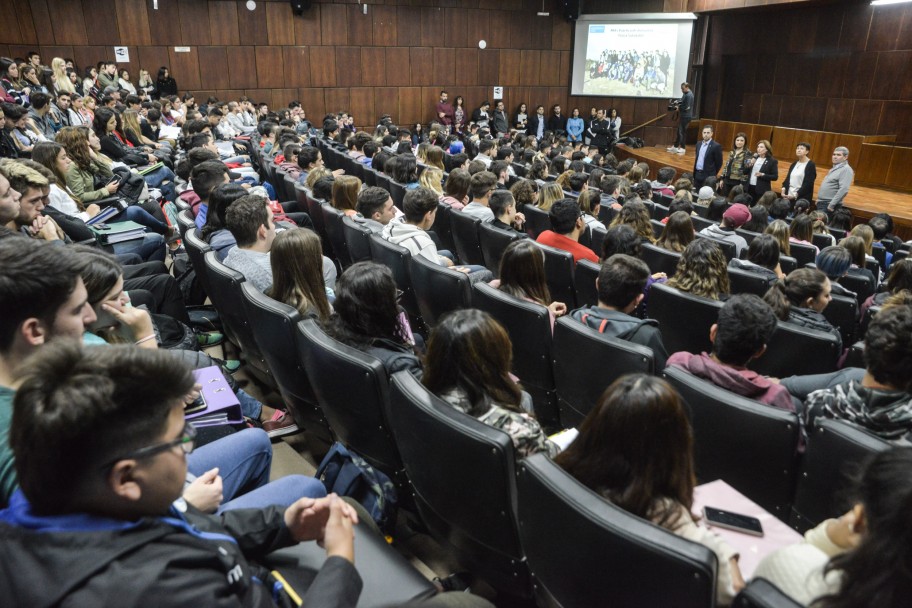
[
  {"x1": 290, "y1": 0, "x2": 311, "y2": 15},
  {"x1": 558, "y1": 0, "x2": 583, "y2": 21}
]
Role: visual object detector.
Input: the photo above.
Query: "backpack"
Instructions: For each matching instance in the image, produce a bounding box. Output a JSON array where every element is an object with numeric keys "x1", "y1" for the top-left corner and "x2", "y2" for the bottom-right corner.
[{"x1": 315, "y1": 442, "x2": 398, "y2": 534}]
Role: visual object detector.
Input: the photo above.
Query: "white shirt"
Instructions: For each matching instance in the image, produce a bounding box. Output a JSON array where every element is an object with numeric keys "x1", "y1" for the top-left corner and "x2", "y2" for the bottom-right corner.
[
  {"x1": 749, "y1": 156, "x2": 765, "y2": 185},
  {"x1": 47, "y1": 184, "x2": 90, "y2": 222},
  {"x1": 788, "y1": 160, "x2": 808, "y2": 196}
]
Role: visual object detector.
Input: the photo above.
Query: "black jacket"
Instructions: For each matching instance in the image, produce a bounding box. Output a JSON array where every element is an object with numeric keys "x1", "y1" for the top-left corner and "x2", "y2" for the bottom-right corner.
[
  {"x1": 693, "y1": 139, "x2": 723, "y2": 177},
  {"x1": 589, "y1": 119, "x2": 612, "y2": 149},
  {"x1": 547, "y1": 114, "x2": 567, "y2": 134},
  {"x1": 748, "y1": 156, "x2": 778, "y2": 196},
  {"x1": 569, "y1": 306, "x2": 669, "y2": 369},
  {"x1": 525, "y1": 114, "x2": 545, "y2": 137},
  {"x1": 99, "y1": 134, "x2": 148, "y2": 166},
  {"x1": 782, "y1": 159, "x2": 816, "y2": 202},
  {"x1": 0, "y1": 491, "x2": 362, "y2": 608}
]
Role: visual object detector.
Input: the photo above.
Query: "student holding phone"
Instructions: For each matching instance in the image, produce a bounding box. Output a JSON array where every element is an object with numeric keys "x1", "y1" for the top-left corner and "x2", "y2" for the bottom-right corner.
[{"x1": 556, "y1": 374, "x2": 745, "y2": 604}]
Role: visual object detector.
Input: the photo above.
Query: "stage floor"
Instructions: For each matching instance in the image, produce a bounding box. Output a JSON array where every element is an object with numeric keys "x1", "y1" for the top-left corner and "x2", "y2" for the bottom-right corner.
[{"x1": 615, "y1": 144, "x2": 912, "y2": 239}]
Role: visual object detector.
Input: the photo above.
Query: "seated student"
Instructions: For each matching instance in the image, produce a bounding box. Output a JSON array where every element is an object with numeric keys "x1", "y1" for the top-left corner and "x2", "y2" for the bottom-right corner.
[
  {"x1": 609, "y1": 199, "x2": 656, "y2": 245},
  {"x1": 0, "y1": 341, "x2": 363, "y2": 606},
  {"x1": 422, "y1": 309, "x2": 559, "y2": 458},
  {"x1": 841, "y1": 235, "x2": 879, "y2": 288},
  {"x1": 656, "y1": 210, "x2": 695, "y2": 253},
  {"x1": 816, "y1": 245, "x2": 858, "y2": 299},
  {"x1": 577, "y1": 189, "x2": 605, "y2": 231},
  {"x1": 323, "y1": 261, "x2": 422, "y2": 376},
  {"x1": 191, "y1": 160, "x2": 230, "y2": 230},
  {"x1": 802, "y1": 305, "x2": 912, "y2": 441},
  {"x1": 698, "y1": 203, "x2": 751, "y2": 257},
  {"x1": 199, "y1": 183, "x2": 248, "y2": 260},
  {"x1": 790, "y1": 214, "x2": 820, "y2": 255},
  {"x1": 753, "y1": 447, "x2": 912, "y2": 608},
  {"x1": 868, "y1": 216, "x2": 894, "y2": 269},
  {"x1": 440, "y1": 168, "x2": 470, "y2": 211},
  {"x1": 862, "y1": 258, "x2": 912, "y2": 318},
  {"x1": 355, "y1": 186, "x2": 396, "y2": 235},
  {"x1": 267, "y1": 228, "x2": 332, "y2": 321},
  {"x1": 489, "y1": 189, "x2": 526, "y2": 234},
  {"x1": 276, "y1": 142, "x2": 302, "y2": 180},
  {"x1": 555, "y1": 374, "x2": 744, "y2": 605},
  {"x1": 651, "y1": 166, "x2": 676, "y2": 197},
  {"x1": 495, "y1": 240, "x2": 567, "y2": 331},
  {"x1": 223, "y1": 195, "x2": 337, "y2": 294},
  {"x1": 536, "y1": 198, "x2": 599, "y2": 265},
  {"x1": 763, "y1": 267, "x2": 841, "y2": 350},
  {"x1": 570, "y1": 254, "x2": 669, "y2": 368},
  {"x1": 667, "y1": 238, "x2": 731, "y2": 301},
  {"x1": 667, "y1": 294, "x2": 797, "y2": 412},
  {"x1": 728, "y1": 233, "x2": 784, "y2": 287},
  {"x1": 461, "y1": 170, "x2": 497, "y2": 222}
]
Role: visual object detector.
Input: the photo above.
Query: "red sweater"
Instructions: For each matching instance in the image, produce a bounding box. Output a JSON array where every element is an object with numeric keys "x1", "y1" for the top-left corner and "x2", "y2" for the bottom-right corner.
[{"x1": 536, "y1": 230, "x2": 598, "y2": 264}]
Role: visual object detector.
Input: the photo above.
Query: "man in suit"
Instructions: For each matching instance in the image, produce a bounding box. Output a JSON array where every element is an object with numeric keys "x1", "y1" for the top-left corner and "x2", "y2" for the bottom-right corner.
[
  {"x1": 526, "y1": 105, "x2": 546, "y2": 140},
  {"x1": 693, "y1": 124, "x2": 723, "y2": 189}
]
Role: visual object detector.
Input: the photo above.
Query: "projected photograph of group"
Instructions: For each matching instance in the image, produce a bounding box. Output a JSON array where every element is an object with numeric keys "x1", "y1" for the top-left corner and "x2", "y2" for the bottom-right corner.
[{"x1": 583, "y1": 23, "x2": 678, "y2": 97}]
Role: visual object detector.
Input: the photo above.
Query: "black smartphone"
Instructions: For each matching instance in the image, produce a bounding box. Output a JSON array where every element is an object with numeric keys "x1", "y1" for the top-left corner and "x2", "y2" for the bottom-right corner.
[
  {"x1": 702, "y1": 506, "x2": 764, "y2": 537},
  {"x1": 95, "y1": 223, "x2": 110, "y2": 230},
  {"x1": 106, "y1": 175, "x2": 122, "y2": 186}
]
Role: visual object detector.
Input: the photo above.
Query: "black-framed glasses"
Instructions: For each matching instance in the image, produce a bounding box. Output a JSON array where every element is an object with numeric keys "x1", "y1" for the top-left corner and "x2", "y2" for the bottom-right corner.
[{"x1": 107, "y1": 422, "x2": 197, "y2": 467}]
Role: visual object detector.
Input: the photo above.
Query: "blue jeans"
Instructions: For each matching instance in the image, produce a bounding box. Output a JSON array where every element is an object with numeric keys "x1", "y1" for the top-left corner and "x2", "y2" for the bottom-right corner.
[
  {"x1": 235, "y1": 388, "x2": 263, "y2": 420},
  {"x1": 111, "y1": 233, "x2": 166, "y2": 262},
  {"x1": 114, "y1": 204, "x2": 169, "y2": 235},
  {"x1": 187, "y1": 428, "x2": 326, "y2": 512},
  {"x1": 141, "y1": 165, "x2": 177, "y2": 202}
]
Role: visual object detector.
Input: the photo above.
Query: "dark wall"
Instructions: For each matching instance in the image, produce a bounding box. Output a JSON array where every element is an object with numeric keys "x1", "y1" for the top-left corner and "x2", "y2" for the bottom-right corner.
[{"x1": 703, "y1": 1, "x2": 912, "y2": 144}]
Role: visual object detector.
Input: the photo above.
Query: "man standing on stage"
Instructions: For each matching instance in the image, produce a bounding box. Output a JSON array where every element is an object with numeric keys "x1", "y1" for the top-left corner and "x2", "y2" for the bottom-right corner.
[
  {"x1": 693, "y1": 124, "x2": 723, "y2": 189},
  {"x1": 816, "y1": 147, "x2": 854, "y2": 213},
  {"x1": 668, "y1": 82, "x2": 693, "y2": 155},
  {"x1": 436, "y1": 90, "x2": 454, "y2": 129}
]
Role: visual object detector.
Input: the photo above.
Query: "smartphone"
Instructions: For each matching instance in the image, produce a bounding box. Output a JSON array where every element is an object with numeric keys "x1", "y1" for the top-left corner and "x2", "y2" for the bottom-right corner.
[
  {"x1": 702, "y1": 506, "x2": 764, "y2": 537},
  {"x1": 106, "y1": 175, "x2": 122, "y2": 186}
]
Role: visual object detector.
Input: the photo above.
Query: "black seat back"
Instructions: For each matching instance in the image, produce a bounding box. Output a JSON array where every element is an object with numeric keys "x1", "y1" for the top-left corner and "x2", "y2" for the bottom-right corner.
[
  {"x1": 296, "y1": 319, "x2": 404, "y2": 479},
  {"x1": 573, "y1": 258, "x2": 600, "y2": 307},
  {"x1": 478, "y1": 221, "x2": 522, "y2": 275},
  {"x1": 523, "y1": 204, "x2": 552, "y2": 239},
  {"x1": 648, "y1": 283, "x2": 723, "y2": 355},
  {"x1": 516, "y1": 454, "x2": 716, "y2": 608},
  {"x1": 388, "y1": 180, "x2": 407, "y2": 208},
  {"x1": 177, "y1": 208, "x2": 195, "y2": 239},
  {"x1": 838, "y1": 273, "x2": 875, "y2": 305},
  {"x1": 240, "y1": 284, "x2": 333, "y2": 450},
  {"x1": 639, "y1": 243, "x2": 682, "y2": 277},
  {"x1": 387, "y1": 372, "x2": 530, "y2": 597},
  {"x1": 752, "y1": 322, "x2": 841, "y2": 377},
  {"x1": 779, "y1": 255, "x2": 798, "y2": 274},
  {"x1": 663, "y1": 366, "x2": 800, "y2": 516},
  {"x1": 789, "y1": 241, "x2": 818, "y2": 267},
  {"x1": 690, "y1": 215, "x2": 714, "y2": 231},
  {"x1": 304, "y1": 191, "x2": 327, "y2": 241},
  {"x1": 735, "y1": 228, "x2": 760, "y2": 245},
  {"x1": 341, "y1": 215, "x2": 372, "y2": 263},
  {"x1": 408, "y1": 254, "x2": 471, "y2": 327},
  {"x1": 696, "y1": 233, "x2": 737, "y2": 261},
  {"x1": 203, "y1": 251, "x2": 274, "y2": 387},
  {"x1": 368, "y1": 234, "x2": 421, "y2": 323},
  {"x1": 553, "y1": 317, "x2": 654, "y2": 427},
  {"x1": 537, "y1": 241, "x2": 577, "y2": 309},
  {"x1": 471, "y1": 282, "x2": 558, "y2": 427},
  {"x1": 811, "y1": 233, "x2": 833, "y2": 251},
  {"x1": 822, "y1": 293, "x2": 858, "y2": 346},
  {"x1": 321, "y1": 204, "x2": 351, "y2": 268},
  {"x1": 375, "y1": 173, "x2": 391, "y2": 194},
  {"x1": 789, "y1": 418, "x2": 890, "y2": 532},
  {"x1": 362, "y1": 166, "x2": 378, "y2": 187},
  {"x1": 728, "y1": 266, "x2": 773, "y2": 296},
  {"x1": 448, "y1": 210, "x2": 485, "y2": 266},
  {"x1": 183, "y1": 229, "x2": 214, "y2": 299},
  {"x1": 733, "y1": 579, "x2": 803, "y2": 608},
  {"x1": 430, "y1": 202, "x2": 456, "y2": 253},
  {"x1": 589, "y1": 225, "x2": 607, "y2": 259},
  {"x1": 273, "y1": 168, "x2": 289, "y2": 201}
]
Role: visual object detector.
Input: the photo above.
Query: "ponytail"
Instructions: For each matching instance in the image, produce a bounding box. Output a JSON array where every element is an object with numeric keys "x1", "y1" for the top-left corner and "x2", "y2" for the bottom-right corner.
[
  {"x1": 763, "y1": 279, "x2": 791, "y2": 320},
  {"x1": 763, "y1": 268, "x2": 828, "y2": 320}
]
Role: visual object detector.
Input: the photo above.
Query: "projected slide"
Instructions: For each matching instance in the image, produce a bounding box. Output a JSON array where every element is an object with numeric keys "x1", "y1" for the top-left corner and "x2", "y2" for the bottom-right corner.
[
  {"x1": 584, "y1": 23, "x2": 677, "y2": 97},
  {"x1": 570, "y1": 14, "x2": 696, "y2": 99}
]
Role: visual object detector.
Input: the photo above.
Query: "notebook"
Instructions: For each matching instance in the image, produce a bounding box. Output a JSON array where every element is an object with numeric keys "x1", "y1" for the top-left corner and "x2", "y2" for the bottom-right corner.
[
  {"x1": 186, "y1": 366, "x2": 243, "y2": 427},
  {"x1": 89, "y1": 220, "x2": 146, "y2": 244}
]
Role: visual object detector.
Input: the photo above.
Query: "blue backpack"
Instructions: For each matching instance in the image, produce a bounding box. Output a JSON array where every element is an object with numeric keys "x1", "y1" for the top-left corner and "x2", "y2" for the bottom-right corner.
[{"x1": 315, "y1": 442, "x2": 398, "y2": 534}]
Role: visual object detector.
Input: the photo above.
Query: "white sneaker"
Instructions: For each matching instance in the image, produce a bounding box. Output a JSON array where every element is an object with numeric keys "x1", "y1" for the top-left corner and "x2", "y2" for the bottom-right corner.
[
  {"x1": 666, "y1": 146, "x2": 677, "y2": 152},
  {"x1": 676, "y1": 148, "x2": 686, "y2": 155}
]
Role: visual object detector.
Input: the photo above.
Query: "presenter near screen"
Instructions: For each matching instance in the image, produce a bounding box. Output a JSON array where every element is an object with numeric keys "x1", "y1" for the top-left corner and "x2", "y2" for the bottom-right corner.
[{"x1": 668, "y1": 82, "x2": 693, "y2": 155}]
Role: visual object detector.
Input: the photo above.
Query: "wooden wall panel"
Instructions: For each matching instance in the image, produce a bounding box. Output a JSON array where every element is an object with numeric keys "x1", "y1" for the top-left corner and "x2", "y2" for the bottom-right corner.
[
  {"x1": 348, "y1": 4, "x2": 373, "y2": 47},
  {"x1": 320, "y1": 3, "x2": 349, "y2": 47},
  {"x1": 335, "y1": 47, "x2": 362, "y2": 88},
  {"x1": 349, "y1": 88, "x2": 375, "y2": 131},
  {"x1": 384, "y1": 48, "x2": 411, "y2": 87},
  {"x1": 856, "y1": 144, "x2": 894, "y2": 186},
  {"x1": 115, "y1": 0, "x2": 152, "y2": 46},
  {"x1": 434, "y1": 48, "x2": 456, "y2": 86},
  {"x1": 209, "y1": 1, "x2": 241, "y2": 46},
  {"x1": 297, "y1": 88, "x2": 326, "y2": 121},
  {"x1": 46, "y1": 0, "x2": 87, "y2": 45},
  {"x1": 179, "y1": 0, "x2": 211, "y2": 47},
  {"x1": 885, "y1": 147, "x2": 912, "y2": 191},
  {"x1": 399, "y1": 86, "x2": 423, "y2": 125},
  {"x1": 360, "y1": 47, "x2": 387, "y2": 87},
  {"x1": 374, "y1": 87, "x2": 399, "y2": 122},
  {"x1": 309, "y1": 46, "x2": 337, "y2": 88},
  {"x1": 324, "y1": 87, "x2": 351, "y2": 115},
  {"x1": 255, "y1": 47, "x2": 285, "y2": 90},
  {"x1": 396, "y1": 6, "x2": 421, "y2": 47},
  {"x1": 28, "y1": 0, "x2": 54, "y2": 45},
  {"x1": 148, "y1": 1, "x2": 183, "y2": 47},
  {"x1": 283, "y1": 46, "x2": 312, "y2": 88},
  {"x1": 169, "y1": 47, "x2": 201, "y2": 91},
  {"x1": 372, "y1": 6, "x2": 398, "y2": 47},
  {"x1": 478, "y1": 50, "x2": 500, "y2": 87},
  {"x1": 293, "y1": 4, "x2": 321, "y2": 46},
  {"x1": 13, "y1": 0, "x2": 38, "y2": 45},
  {"x1": 198, "y1": 47, "x2": 230, "y2": 90},
  {"x1": 237, "y1": 1, "x2": 269, "y2": 46},
  {"x1": 409, "y1": 48, "x2": 435, "y2": 86},
  {"x1": 136, "y1": 46, "x2": 171, "y2": 81},
  {"x1": 455, "y1": 48, "x2": 479, "y2": 86},
  {"x1": 519, "y1": 50, "x2": 541, "y2": 86},
  {"x1": 227, "y1": 46, "x2": 257, "y2": 89},
  {"x1": 266, "y1": 3, "x2": 296, "y2": 46}
]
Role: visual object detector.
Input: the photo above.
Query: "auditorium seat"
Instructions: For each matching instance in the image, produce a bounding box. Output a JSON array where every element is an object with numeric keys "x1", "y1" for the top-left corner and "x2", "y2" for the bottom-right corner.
[
  {"x1": 639, "y1": 243, "x2": 682, "y2": 277},
  {"x1": 651, "y1": 219, "x2": 665, "y2": 239},
  {"x1": 362, "y1": 166, "x2": 378, "y2": 187},
  {"x1": 589, "y1": 225, "x2": 607, "y2": 259},
  {"x1": 733, "y1": 579, "x2": 803, "y2": 608},
  {"x1": 690, "y1": 215, "x2": 714, "y2": 231},
  {"x1": 648, "y1": 283, "x2": 723, "y2": 355},
  {"x1": 789, "y1": 418, "x2": 890, "y2": 533},
  {"x1": 858, "y1": 304, "x2": 881, "y2": 340},
  {"x1": 728, "y1": 266, "x2": 773, "y2": 297},
  {"x1": 552, "y1": 317, "x2": 654, "y2": 427},
  {"x1": 537, "y1": 241, "x2": 578, "y2": 310},
  {"x1": 387, "y1": 372, "x2": 532, "y2": 599},
  {"x1": 368, "y1": 234, "x2": 422, "y2": 326},
  {"x1": 304, "y1": 190, "x2": 328, "y2": 242},
  {"x1": 779, "y1": 255, "x2": 798, "y2": 274},
  {"x1": 478, "y1": 221, "x2": 522, "y2": 275},
  {"x1": 751, "y1": 322, "x2": 841, "y2": 378},
  {"x1": 821, "y1": 292, "x2": 858, "y2": 346},
  {"x1": 523, "y1": 204, "x2": 552, "y2": 239},
  {"x1": 471, "y1": 282, "x2": 559, "y2": 428},
  {"x1": 838, "y1": 272, "x2": 875, "y2": 305},
  {"x1": 240, "y1": 284, "x2": 333, "y2": 452},
  {"x1": 449, "y1": 210, "x2": 485, "y2": 266},
  {"x1": 203, "y1": 251, "x2": 275, "y2": 389},
  {"x1": 811, "y1": 233, "x2": 833, "y2": 251},
  {"x1": 650, "y1": 203, "x2": 670, "y2": 220},
  {"x1": 574, "y1": 258, "x2": 600, "y2": 307},
  {"x1": 788, "y1": 241, "x2": 818, "y2": 267},
  {"x1": 431, "y1": 202, "x2": 456, "y2": 254},
  {"x1": 273, "y1": 168, "x2": 288, "y2": 201},
  {"x1": 341, "y1": 215, "x2": 372, "y2": 263},
  {"x1": 321, "y1": 204, "x2": 351, "y2": 268},
  {"x1": 183, "y1": 230, "x2": 214, "y2": 301},
  {"x1": 177, "y1": 208, "x2": 195, "y2": 239},
  {"x1": 735, "y1": 228, "x2": 760, "y2": 245},
  {"x1": 388, "y1": 180, "x2": 407, "y2": 208},
  {"x1": 516, "y1": 454, "x2": 716, "y2": 608},
  {"x1": 695, "y1": 233, "x2": 737, "y2": 261},
  {"x1": 408, "y1": 254, "x2": 471, "y2": 327},
  {"x1": 663, "y1": 366, "x2": 800, "y2": 516},
  {"x1": 296, "y1": 318, "x2": 406, "y2": 486}
]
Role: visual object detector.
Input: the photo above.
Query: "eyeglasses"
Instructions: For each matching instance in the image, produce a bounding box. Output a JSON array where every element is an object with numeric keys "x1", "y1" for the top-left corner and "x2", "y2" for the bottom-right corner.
[{"x1": 106, "y1": 422, "x2": 197, "y2": 467}]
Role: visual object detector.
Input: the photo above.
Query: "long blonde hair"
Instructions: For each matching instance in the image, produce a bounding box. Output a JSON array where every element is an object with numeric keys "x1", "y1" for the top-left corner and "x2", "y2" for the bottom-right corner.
[
  {"x1": 52, "y1": 58, "x2": 74, "y2": 93},
  {"x1": 267, "y1": 229, "x2": 332, "y2": 321},
  {"x1": 419, "y1": 167, "x2": 444, "y2": 195},
  {"x1": 121, "y1": 109, "x2": 144, "y2": 140},
  {"x1": 765, "y1": 220, "x2": 791, "y2": 256},
  {"x1": 537, "y1": 182, "x2": 564, "y2": 212}
]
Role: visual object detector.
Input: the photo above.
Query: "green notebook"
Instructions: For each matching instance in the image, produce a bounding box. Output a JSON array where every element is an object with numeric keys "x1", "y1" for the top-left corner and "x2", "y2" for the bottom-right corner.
[
  {"x1": 138, "y1": 162, "x2": 164, "y2": 175},
  {"x1": 89, "y1": 220, "x2": 146, "y2": 245}
]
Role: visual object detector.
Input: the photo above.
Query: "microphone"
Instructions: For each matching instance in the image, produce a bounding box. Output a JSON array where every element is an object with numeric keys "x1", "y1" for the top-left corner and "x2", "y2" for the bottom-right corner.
[{"x1": 752, "y1": 153, "x2": 759, "y2": 159}]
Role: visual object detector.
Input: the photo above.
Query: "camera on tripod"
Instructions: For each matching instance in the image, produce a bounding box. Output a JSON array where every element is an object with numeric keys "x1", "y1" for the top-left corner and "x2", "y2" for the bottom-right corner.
[{"x1": 667, "y1": 99, "x2": 682, "y2": 112}]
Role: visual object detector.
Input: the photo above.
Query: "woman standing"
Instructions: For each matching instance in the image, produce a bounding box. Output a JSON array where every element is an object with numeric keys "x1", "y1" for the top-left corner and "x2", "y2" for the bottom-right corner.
[
  {"x1": 782, "y1": 141, "x2": 816, "y2": 206},
  {"x1": 607, "y1": 108, "x2": 622, "y2": 142},
  {"x1": 719, "y1": 132, "x2": 749, "y2": 195},
  {"x1": 747, "y1": 139, "x2": 777, "y2": 199},
  {"x1": 453, "y1": 96, "x2": 466, "y2": 133},
  {"x1": 566, "y1": 108, "x2": 585, "y2": 143},
  {"x1": 154, "y1": 66, "x2": 178, "y2": 99},
  {"x1": 513, "y1": 102, "x2": 528, "y2": 131}
]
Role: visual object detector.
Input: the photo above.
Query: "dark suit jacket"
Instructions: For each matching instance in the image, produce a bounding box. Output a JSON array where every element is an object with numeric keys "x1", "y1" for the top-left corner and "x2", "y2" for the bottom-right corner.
[
  {"x1": 693, "y1": 139, "x2": 723, "y2": 177},
  {"x1": 526, "y1": 114, "x2": 545, "y2": 137},
  {"x1": 749, "y1": 156, "x2": 779, "y2": 196},
  {"x1": 782, "y1": 159, "x2": 816, "y2": 202},
  {"x1": 547, "y1": 114, "x2": 567, "y2": 133}
]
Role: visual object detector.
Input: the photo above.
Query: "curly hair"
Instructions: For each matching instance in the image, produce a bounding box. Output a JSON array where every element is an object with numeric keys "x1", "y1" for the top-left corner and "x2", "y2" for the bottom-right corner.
[
  {"x1": 667, "y1": 239, "x2": 730, "y2": 300},
  {"x1": 610, "y1": 200, "x2": 655, "y2": 244}
]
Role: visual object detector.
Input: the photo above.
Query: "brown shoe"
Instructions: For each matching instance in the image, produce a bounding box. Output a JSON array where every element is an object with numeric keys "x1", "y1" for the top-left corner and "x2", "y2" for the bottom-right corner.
[{"x1": 262, "y1": 411, "x2": 300, "y2": 439}]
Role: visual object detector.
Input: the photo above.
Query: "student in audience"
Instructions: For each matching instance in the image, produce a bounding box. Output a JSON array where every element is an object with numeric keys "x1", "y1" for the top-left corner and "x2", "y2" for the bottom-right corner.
[
  {"x1": 570, "y1": 254, "x2": 669, "y2": 368},
  {"x1": 267, "y1": 229, "x2": 332, "y2": 321},
  {"x1": 766, "y1": 219, "x2": 792, "y2": 257},
  {"x1": 462, "y1": 171, "x2": 497, "y2": 222},
  {"x1": 729, "y1": 233, "x2": 784, "y2": 286},
  {"x1": 222, "y1": 195, "x2": 277, "y2": 292},
  {"x1": 510, "y1": 178, "x2": 539, "y2": 210},
  {"x1": 754, "y1": 447, "x2": 912, "y2": 608},
  {"x1": 419, "y1": 167, "x2": 444, "y2": 196},
  {"x1": 330, "y1": 174, "x2": 361, "y2": 218},
  {"x1": 489, "y1": 189, "x2": 526, "y2": 235},
  {"x1": 763, "y1": 267, "x2": 841, "y2": 349},
  {"x1": 537, "y1": 182, "x2": 565, "y2": 212},
  {"x1": 577, "y1": 189, "x2": 604, "y2": 231},
  {"x1": 0, "y1": 341, "x2": 361, "y2": 604},
  {"x1": 841, "y1": 235, "x2": 879, "y2": 287},
  {"x1": 667, "y1": 294, "x2": 797, "y2": 411},
  {"x1": 423, "y1": 309, "x2": 558, "y2": 458},
  {"x1": 199, "y1": 182, "x2": 248, "y2": 260},
  {"x1": 861, "y1": 259, "x2": 912, "y2": 317},
  {"x1": 815, "y1": 246, "x2": 858, "y2": 299},
  {"x1": 191, "y1": 160, "x2": 229, "y2": 229},
  {"x1": 355, "y1": 186, "x2": 396, "y2": 235},
  {"x1": 656, "y1": 210, "x2": 694, "y2": 253},
  {"x1": 790, "y1": 214, "x2": 820, "y2": 254},
  {"x1": 609, "y1": 200, "x2": 655, "y2": 244},
  {"x1": 740, "y1": 204, "x2": 768, "y2": 233},
  {"x1": 699, "y1": 203, "x2": 751, "y2": 257},
  {"x1": 556, "y1": 374, "x2": 744, "y2": 604},
  {"x1": 496, "y1": 240, "x2": 566, "y2": 330},
  {"x1": 536, "y1": 198, "x2": 599, "y2": 264},
  {"x1": 440, "y1": 168, "x2": 470, "y2": 210},
  {"x1": 667, "y1": 239, "x2": 731, "y2": 301},
  {"x1": 324, "y1": 261, "x2": 422, "y2": 376}
]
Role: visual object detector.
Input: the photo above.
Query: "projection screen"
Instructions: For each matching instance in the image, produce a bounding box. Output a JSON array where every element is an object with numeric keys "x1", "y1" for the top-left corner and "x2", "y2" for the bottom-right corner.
[{"x1": 571, "y1": 13, "x2": 697, "y2": 98}]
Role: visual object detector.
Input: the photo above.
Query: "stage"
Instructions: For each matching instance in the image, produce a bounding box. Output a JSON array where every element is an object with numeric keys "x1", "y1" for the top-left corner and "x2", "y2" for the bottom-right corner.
[{"x1": 615, "y1": 144, "x2": 912, "y2": 240}]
